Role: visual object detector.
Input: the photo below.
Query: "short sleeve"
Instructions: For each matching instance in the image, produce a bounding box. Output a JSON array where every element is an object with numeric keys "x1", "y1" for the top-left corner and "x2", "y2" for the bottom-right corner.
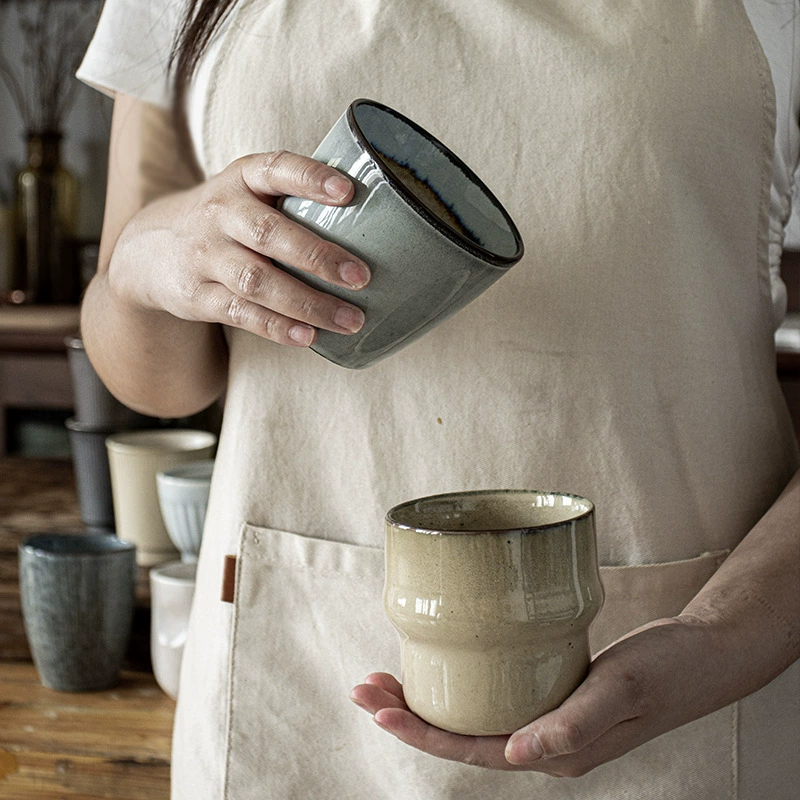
[
  {"x1": 742, "y1": 0, "x2": 800, "y2": 326},
  {"x1": 76, "y1": 0, "x2": 184, "y2": 109}
]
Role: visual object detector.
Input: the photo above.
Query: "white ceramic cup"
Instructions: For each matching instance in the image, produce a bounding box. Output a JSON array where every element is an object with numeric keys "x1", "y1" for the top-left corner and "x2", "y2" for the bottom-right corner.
[
  {"x1": 106, "y1": 430, "x2": 217, "y2": 566},
  {"x1": 149, "y1": 560, "x2": 197, "y2": 701},
  {"x1": 156, "y1": 460, "x2": 215, "y2": 563}
]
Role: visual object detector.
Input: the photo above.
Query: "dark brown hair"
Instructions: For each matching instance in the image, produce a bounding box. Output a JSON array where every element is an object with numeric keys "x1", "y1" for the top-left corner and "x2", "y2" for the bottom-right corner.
[{"x1": 169, "y1": 0, "x2": 238, "y2": 114}]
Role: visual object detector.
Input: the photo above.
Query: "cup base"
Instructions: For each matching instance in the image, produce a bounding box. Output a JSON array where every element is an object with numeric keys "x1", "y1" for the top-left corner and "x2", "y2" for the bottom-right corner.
[
  {"x1": 131, "y1": 546, "x2": 180, "y2": 568},
  {"x1": 38, "y1": 670, "x2": 121, "y2": 694},
  {"x1": 401, "y1": 636, "x2": 590, "y2": 736}
]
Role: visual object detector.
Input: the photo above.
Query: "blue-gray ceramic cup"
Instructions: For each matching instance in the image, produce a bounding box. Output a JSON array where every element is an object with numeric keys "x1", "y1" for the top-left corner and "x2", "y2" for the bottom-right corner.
[
  {"x1": 279, "y1": 99, "x2": 524, "y2": 369},
  {"x1": 19, "y1": 533, "x2": 136, "y2": 692}
]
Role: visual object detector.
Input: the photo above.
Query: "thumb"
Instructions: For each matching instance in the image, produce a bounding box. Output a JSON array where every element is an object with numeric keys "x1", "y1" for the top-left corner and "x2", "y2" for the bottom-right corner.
[{"x1": 504, "y1": 667, "x2": 639, "y2": 765}]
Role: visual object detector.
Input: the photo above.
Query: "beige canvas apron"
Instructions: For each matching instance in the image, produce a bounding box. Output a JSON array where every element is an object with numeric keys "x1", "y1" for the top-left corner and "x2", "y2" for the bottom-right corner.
[{"x1": 171, "y1": 1, "x2": 800, "y2": 798}]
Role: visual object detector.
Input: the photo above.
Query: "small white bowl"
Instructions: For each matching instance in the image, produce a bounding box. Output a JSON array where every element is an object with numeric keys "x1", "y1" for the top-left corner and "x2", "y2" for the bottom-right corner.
[{"x1": 156, "y1": 460, "x2": 214, "y2": 562}]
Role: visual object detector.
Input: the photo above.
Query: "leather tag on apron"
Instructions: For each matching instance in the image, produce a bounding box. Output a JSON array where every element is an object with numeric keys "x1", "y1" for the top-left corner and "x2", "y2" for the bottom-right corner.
[{"x1": 221, "y1": 555, "x2": 237, "y2": 603}]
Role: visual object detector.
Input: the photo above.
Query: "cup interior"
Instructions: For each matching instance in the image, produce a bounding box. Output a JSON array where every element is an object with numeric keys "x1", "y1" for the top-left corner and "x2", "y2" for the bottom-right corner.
[
  {"x1": 20, "y1": 532, "x2": 134, "y2": 557},
  {"x1": 150, "y1": 561, "x2": 198, "y2": 585},
  {"x1": 157, "y1": 459, "x2": 215, "y2": 485},
  {"x1": 350, "y1": 100, "x2": 522, "y2": 262},
  {"x1": 387, "y1": 490, "x2": 593, "y2": 533}
]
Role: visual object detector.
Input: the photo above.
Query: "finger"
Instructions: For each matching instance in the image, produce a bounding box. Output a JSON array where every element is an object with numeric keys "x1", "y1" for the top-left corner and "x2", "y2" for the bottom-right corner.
[
  {"x1": 520, "y1": 717, "x2": 656, "y2": 778},
  {"x1": 372, "y1": 708, "x2": 520, "y2": 771},
  {"x1": 220, "y1": 196, "x2": 371, "y2": 290},
  {"x1": 505, "y1": 659, "x2": 641, "y2": 765},
  {"x1": 238, "y1": 150, "x2": 354, "y2": 205},
  {"x1": 349, "y1": 682, "x2": 407, "y2": 714},
  {"x1": 364, "y1": 672, "x2": 404, "y2": 700},
  {"x1": 212, "y1": 244, "x2": 365, "y2": 334},
  {"x1": 189, "y1": 281, "x2": 317, "y2": 346}
]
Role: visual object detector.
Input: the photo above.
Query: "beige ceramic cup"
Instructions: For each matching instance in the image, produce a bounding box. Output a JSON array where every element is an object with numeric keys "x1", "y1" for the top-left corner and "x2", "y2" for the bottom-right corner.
[
  {"x1": 149, "y1": 560, "x2": 197, "y2": 701},
  {"x1": 385, "y1": 490, "x2": 603, "y2": 736},
  {"x1": 106, "y1": 430, "x2": 217, "y2": 566}
]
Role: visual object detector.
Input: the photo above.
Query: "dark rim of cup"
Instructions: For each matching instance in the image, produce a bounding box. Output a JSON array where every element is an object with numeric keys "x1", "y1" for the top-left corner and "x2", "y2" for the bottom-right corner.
[
  {"x1": 20, "y1": 533, "x2": 135, "y2": 558},
  {"x1": 386, "y1": 489, "x2": 595, "y2": 535},
  {"x1": 347, "y1": 99, "x2": 524, "y2": 267}
]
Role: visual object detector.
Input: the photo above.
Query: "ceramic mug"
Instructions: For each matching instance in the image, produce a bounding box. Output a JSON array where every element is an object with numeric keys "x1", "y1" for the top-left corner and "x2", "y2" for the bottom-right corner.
[
  {"x1": 66, "y1": 417, "x2": 118, "y2": 529},
  {"x1": 149, "y1": 561, "x2": 197, "y2": 701},
  {"x1": 279, "y1": 99, "x2": 524, "y2": 369},
  {"x1": 156, "y1": 460, "x2": 214, "y2": 562},
  {"x1": 65, "y1": 336, "x2": 155, "y2": 428},
  {"x1": 106, "y1": 430, "x2": 217, "y2": 567},
  {"x1": 18, "y1": 532, "x2": 136, "y2": 692},
  {"x1": 384, "y1": 490, "x2": 604, "y2": 736}
]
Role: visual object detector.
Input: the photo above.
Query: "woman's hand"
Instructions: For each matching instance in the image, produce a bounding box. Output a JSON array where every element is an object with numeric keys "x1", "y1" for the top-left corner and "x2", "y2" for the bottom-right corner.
[
  {"x1": 109, "y1": 149, "x2": 371, "y2": 348},
  {"x1": 351, "y1": 615, "x2": 737, "y2": 776}
]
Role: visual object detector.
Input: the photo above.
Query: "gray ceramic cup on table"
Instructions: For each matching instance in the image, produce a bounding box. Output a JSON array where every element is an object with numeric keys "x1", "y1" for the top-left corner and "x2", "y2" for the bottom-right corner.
[
  {"x1": 18, "y1": 533, "x2": 136, "y2": 692},
  {"x1": 66, "y1": 418, "x2": 117, "y2": 529},
  {"x1": 65, "y1": 336, "x2": 155, "y2": 428},
  {"x1": 279, "y1": 98, "x2": 524, "y2": 369}
]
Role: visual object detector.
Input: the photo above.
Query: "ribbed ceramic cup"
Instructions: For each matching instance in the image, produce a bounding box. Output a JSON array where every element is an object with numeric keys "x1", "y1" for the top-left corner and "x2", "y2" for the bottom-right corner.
[
  {"x1": 150, "y1": 561, "x2": 197, "y2": 701},
  {"x1": 106, "y1": 430, "x2": 217, "y2": 567},
  {"x1": 279, "y1": 99, "x2": 524, "y2": 369},
  {"x1": 156, "y1": 460, "x2": 214, "y2": 563},
  {"x1": 18, "y1": 533, "x2": 136, "y2": 692},
  {"x1": 66, "y1": 418, "x2": 117, "y2": 529},
  {"x1": 385, "y1": 490, "x2": 603, "y2": 736},
  {"x1": 65, "y1": 336, "x2": 155, "y2": 428}
]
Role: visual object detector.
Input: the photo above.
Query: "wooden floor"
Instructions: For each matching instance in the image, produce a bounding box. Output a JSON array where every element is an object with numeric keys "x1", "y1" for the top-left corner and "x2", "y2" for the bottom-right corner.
[{"x1": 0, "y1": 458, "x2": 174, "y2": 799}]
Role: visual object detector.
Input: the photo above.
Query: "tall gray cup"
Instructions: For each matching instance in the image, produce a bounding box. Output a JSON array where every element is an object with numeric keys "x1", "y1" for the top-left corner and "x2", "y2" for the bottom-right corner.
[{"x1": 19, "y1": 533, "x2": 136, "y2": 692}]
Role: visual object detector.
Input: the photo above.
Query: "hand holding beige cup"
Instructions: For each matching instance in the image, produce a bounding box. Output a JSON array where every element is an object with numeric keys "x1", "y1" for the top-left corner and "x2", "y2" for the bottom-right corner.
[{"x1": 384, "y1": 490, "x2": 603, "y2": 736}]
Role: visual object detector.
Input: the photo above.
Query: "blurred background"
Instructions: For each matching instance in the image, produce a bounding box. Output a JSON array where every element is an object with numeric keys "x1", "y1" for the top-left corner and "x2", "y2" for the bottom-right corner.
[{"x1": 0, "y1": 0, "x2": 110, "y2": 456}]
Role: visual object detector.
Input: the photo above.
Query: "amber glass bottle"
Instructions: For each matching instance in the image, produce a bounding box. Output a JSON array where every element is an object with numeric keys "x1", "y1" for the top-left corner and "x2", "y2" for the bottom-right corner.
[{"x1": 14, "y1": 132, "x2": 79, "y2": 304}]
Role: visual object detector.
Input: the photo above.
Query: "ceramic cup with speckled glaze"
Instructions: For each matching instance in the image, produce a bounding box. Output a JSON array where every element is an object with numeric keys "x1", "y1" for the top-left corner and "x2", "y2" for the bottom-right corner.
[
  {"x1": 385, "y1": 490, "x2": 603, "y2": 736},
  {"x1": 19, "y1": 533, "x2": 136, "y2": 692},
  {"x1": 279, "y1": 99, "x2": 524, "y2": 369}
]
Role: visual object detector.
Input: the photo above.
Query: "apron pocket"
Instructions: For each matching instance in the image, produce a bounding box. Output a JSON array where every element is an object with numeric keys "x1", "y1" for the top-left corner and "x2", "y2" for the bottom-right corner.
[
  {"x1": 225, "y1": 530, "x2": 738, "y2": 800},
  {"x1": 223, "y1": 523, "x2": 400, "y2": 800},
  {"x1": 592, "y1": 549, "x2": 730, "y2": 653}
]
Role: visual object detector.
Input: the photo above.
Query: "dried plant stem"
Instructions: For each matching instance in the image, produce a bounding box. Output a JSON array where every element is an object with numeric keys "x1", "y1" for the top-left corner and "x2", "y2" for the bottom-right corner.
[{"x1": 0, "y1": 0, "x2": 101, "y2": 133}]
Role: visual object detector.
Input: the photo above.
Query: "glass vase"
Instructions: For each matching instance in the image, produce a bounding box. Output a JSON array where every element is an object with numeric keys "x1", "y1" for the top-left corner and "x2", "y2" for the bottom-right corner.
[{"x1": 14, "y1": 131, "x2": 79, "y2": 304}]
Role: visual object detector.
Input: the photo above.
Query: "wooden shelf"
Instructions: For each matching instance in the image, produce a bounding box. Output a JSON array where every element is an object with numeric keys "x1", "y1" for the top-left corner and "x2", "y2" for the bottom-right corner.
[{"x1": 0, "y1": 306, "x2": 80, "y2": 455}]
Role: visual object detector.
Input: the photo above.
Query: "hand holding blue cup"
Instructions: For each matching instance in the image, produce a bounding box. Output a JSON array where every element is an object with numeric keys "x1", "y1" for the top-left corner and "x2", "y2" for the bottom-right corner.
[{"x1": 279, "y1": 99, "x2": 524, "y2": 369}]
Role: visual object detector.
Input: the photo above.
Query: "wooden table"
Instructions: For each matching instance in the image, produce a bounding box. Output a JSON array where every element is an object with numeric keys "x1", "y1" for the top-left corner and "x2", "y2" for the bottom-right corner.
[
  {"x1": 0, "y1": 457, "x2": 173, "y2": 798},
  {"x1": 0, "y1": 662, "x2": 173, "y2": 799}
]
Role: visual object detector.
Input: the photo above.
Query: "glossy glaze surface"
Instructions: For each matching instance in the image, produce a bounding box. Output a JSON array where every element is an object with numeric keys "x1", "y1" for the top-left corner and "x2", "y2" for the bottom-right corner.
[
  {"x1": 385, "y1": 490, "x2": 603, "y2": 735},
  {"x1": 279, "y1": 99, "x2": 523, "y2": 369}
]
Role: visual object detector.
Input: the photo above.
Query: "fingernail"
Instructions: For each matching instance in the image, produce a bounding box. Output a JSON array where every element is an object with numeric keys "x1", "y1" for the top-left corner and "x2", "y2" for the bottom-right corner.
[
  {"x1": 505, "y1": 733, "x2": 544, "y2": 765},
  {"x1": 325, "y1": 175, "x2": 351, "y2": 201},
  {"x1": 339, "y1": 261, "x2": 370, "y2": 289},
  {"x1": 288, "y1": 324, "x2": 315, "y2": 346},
  {"x1": 334, "y1": 305, "x2": 365, "y2": 333}
]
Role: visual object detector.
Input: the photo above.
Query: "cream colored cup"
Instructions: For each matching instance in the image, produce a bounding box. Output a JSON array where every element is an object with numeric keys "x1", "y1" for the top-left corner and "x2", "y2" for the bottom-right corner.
[
  {"x1": 149, "y1": 560, "x2": 197, "y2": 701},
  {"x1": 385, "y1": 490, "x2": 603, "y2": 736},
  {"x1": 106, "y1": 430, "x2": 217, "y2": 566}
]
